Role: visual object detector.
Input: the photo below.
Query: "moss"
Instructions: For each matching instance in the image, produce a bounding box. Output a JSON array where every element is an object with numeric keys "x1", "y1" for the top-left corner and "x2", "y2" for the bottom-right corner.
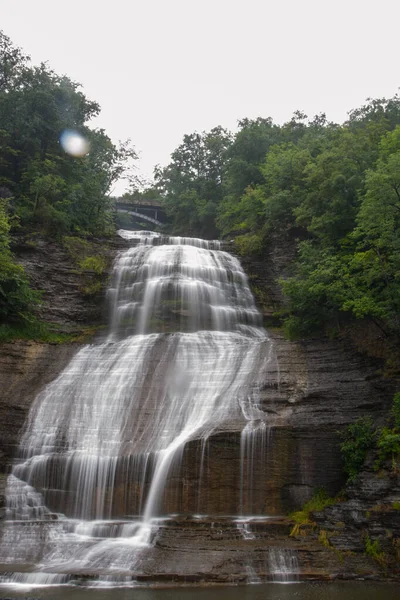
[
  {"x1": 62, "y1": 236, "x2": 93, "y2": 261},
  {"x1": 63, "y1": 235, "x2": 109, "y2": 298},
  {"x1": 365, "y1": 533, "x2": 387, "y2": 567},
  {"x1": 290, "y1": 523, "x2": 309, "y2": 537},
  {"x1": 289, "y1": 488, "x2": 341, "y2": 535},
  {"x1": 318, "y1": 529, "x2": 344, "y2": 562},
  {"x1": 370, "y1": 503, "x2": 392, "y2": 513},
  {"x1": 79, "y1": 255, "x2": 107, "y2": 275},
  {"x1": 0, "y1": 321, "x2": 102, "y2": 344},
  {"x1": 318, "y1": 529, "x2": 330, "y2": 548},
  {"x1": 80, "y1": 281, "x2": 103, "y2": 296}
]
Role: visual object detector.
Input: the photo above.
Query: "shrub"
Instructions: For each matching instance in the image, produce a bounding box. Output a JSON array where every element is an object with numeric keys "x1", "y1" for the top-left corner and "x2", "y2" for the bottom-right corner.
[
  {"x1": 340, "y1": 417, "x2": 376, "y2": 482},
  {"x1": 392, "y1": 392, "x2": 400, "y2": 429},
  {"x1": 0, "y1": 200, "x2": 38, "y2": 323},
  {"x1": 234, "y1": 233, "x2": 264, "y2": 257},
  {"x1": 376, "y1": 427, "x2": 400, "y2": 470},
  {"x1": 374, "y1": 393, "x2": 400, "y2": 471},
  {"x1": 365, "y1": 533, "x2": 386, "y2": 566},
  {"x1": 290, "y1": 487, "x2": 339, "y2": 535},
  {"x1": 78, "y1": 255, "x2": 106, "y2": 275},
  {"x1": 62, "y1": 236, "x2": 92, "y2": 261}
]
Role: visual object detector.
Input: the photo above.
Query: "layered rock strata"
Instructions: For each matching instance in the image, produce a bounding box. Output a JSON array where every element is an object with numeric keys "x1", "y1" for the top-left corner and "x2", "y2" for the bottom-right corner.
[{"x1": 0, "y1": 233, "x2": 398, "y2": 581}]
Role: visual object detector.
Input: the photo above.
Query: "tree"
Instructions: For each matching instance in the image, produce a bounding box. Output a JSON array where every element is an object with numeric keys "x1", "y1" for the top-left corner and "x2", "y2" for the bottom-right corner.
[
  {"x1": 156, "y1": 126, "x2": 232, "y2": 238},
  {"x1": 0, "y1": 197, "x2": 38, "y2": 323},
  {"x1": 0, "y1": 30, "x2": 138, "y2": 236},
  {"x1": 0, "y1": 31, "x2": 29, "y2": 92}
]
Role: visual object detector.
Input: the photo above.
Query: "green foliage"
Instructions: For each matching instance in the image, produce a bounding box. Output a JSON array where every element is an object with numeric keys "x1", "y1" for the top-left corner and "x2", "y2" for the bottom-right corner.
[
  {"x1": 0, "y1": 30, "x2": 137, "y2": 239},
  {"x1": 392, "y1": 393, "x2": 400, "y2": 429},
  {"x1": 63, "y1": 236, "x2": 108, "y2": 296},
  {"x1": 179, "y1": 96, "x2": 400, "y2": 340},
  {"x1": 365, "y1": 533, "x2": 387, "y2": 566},
  {"x1": 234, "y1": 233, "x2": 264, "y2": 257},
  {"x1": 0, "y1": 320, "x2": 100, "y2": 343},
  {"x1": 282, "y1": 113, "x2": 400, "y2": 337},
  {"x1": 375, "y1": 393, "x2": 400, "y2": 470},
  {"x1": 155, "y1": 127, "x2": 232, "y2": 238},
  {"x1": 158, "y1": 94, "x2": 400, "y2": 344},
  {"x1": 0, "y1": 31, "x2": 138, "y2": 332},
  {"x1": 0, "y1": 199, "x2": 38, "y2": 323},
  {"x1": 290, "y1": 488, "x2": 338, "y2": 529},
  {"x1": 78, "y1": 256, "x2": 106, "y2": 275},
  {"x1": 80, "y1": 280, "x2": 103, "y2": 296},
  {"x1": 62, "y1": 235, "x2": 92, "y2": 259},
  {"x1": 376, "y1": 428, "x2": 400, "y2": 469},
  {"x1": 340, "y1": 417, "x2": 376, "y2": 482}
]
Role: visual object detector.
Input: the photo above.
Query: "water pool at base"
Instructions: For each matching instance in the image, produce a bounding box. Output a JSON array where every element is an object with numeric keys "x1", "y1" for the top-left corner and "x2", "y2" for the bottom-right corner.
[{"x1": 0, "y1": 582, "x2": 400, "y2": 600}]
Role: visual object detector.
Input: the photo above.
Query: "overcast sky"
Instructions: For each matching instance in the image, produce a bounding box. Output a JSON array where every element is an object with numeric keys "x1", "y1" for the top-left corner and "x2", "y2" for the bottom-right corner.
[{"x1": 3, "y1": 0, "x2": 399, "y2": 193}]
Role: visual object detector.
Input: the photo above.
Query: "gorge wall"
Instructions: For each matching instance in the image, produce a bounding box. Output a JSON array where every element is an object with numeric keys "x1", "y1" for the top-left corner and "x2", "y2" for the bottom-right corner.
[{"x1": 0, "y1": 232, "x2": 398, "y2": 582}]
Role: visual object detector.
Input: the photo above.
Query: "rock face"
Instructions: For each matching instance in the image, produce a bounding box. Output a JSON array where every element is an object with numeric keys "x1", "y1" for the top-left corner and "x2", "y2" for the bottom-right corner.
[
  {"x1": 0, "y1": 340, "x2": 79, "y2": 518},
  {"x1": 0, "y1": 233, "x2": 399, "y2": 582},
  {"x1": 0, "y1": 234, "x2": 126, "y2": 513},
  {"x1": 0, "y1": 342, "x2": 74, "y2": 462},
  {"x1": 12, "y1": 233, "x2": 127, "y2": 333}
]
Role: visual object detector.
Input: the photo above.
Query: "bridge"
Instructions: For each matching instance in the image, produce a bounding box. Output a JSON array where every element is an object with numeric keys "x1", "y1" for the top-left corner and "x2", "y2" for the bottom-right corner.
[{"x1": 114, "y1": 200, "x2": 167, "y2": 228}]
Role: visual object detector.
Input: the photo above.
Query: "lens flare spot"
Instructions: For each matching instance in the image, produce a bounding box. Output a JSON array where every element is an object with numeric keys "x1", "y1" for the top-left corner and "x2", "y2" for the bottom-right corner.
[{"x1": 60, "y1": 130, "x2": 90, "y2": 157}]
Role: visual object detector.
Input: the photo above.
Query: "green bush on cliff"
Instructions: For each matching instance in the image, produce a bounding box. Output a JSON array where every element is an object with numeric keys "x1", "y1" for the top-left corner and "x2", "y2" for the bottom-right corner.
[
  {"x1": 376, "y1": 428, "x2": 400, "y2": 470},
  {"x1": 78, "y1": 255, "x2": 107, "y2": 275},
  {"x1": 290, "y1": 487, "x2": 338, "y2": 532},
  {"x1": 365, "y1": 533, "x2": 387, "y2": 566},
  {"x1": 392, "y1": 393, "x2": 400, "y2": 428},
  {"x1": 375, "y1": 393, "x2": 400, "y2": 470},
  {"x1": 234, "y1": 233, "x2": 264, "y2": 257},
  {"x1": 0, "y1": 200, "x2": 38, "y2": 323},
  {"x1": 340, "y1": 394, "x2": 400, "y2": 478},
  {"x1": 62, "y1": 236, "x2": 108, "y2": 296},
  {"x1": 340, "y1": 417, "x2": 376, "y2": 482}
]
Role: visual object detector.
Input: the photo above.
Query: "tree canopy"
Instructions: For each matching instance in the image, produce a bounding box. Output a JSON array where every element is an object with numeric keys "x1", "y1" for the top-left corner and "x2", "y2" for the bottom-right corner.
[
  {"x1": 2, "y1": 29, "x2": 400, "y2": 341},
  {"x1": 0, "y1": 30, "x2": 137, "y2": 237},
  {"x1": 0, "y1": 31, "x2": 137, "y2": 325},
  {"x1": 157, "y1": 96, "x2": 400, "y2": 338}
]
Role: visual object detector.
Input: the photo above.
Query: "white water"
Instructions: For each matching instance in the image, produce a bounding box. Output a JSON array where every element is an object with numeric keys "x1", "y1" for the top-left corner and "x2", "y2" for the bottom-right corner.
[
  {"x1": 268, "y1": 548, "x2": 299, "y2": 583},
  {"x1": 1, "y1": 232, "x2": 276, "y2": 585}
]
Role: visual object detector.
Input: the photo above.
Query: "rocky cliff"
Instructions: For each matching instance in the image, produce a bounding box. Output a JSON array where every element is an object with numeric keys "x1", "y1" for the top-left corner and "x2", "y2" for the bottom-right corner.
[
  {"x1": 0, "y1": 233, "x2": 127, "y2": 513},
  {"x1": 237, "y1": 234, "x2": 400, "y2": 578},
  {"x1": 0, "y1": 231, "x2": 399, "y2": 582}
]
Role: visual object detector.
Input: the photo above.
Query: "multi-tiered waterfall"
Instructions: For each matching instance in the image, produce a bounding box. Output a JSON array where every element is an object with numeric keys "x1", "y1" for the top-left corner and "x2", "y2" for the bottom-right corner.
[{"x1": 0, "y1": 231, "x2": 295, "y2": 588}]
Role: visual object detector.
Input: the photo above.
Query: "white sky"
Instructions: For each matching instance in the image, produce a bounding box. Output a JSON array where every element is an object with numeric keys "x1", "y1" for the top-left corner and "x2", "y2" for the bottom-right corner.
[{"x1": 2, "y1": 0, "x2": 400, "y2": 193}]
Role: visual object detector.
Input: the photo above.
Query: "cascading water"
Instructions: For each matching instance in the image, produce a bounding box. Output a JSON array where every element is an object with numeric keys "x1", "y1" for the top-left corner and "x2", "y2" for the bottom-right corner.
[
  {"x1": 268, "y1": 548, "x2": 299, "y2": 583},
  {"x1": 0, "y1": 231, "x2": 277, "y2": 587}
]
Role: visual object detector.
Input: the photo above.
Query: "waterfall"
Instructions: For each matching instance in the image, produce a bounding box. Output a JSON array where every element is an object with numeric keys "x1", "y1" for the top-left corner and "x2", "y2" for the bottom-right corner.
[
  {"x1": 0, "y1": 231, "x2": 276, "y2": 585},
  {"x1": 268, "y1": 548, "x2": 299, "y2": 583}
]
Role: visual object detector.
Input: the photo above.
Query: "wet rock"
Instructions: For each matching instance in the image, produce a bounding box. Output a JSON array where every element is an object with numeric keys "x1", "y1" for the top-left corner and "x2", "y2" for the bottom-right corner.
[
  {"x1": 12, "y1": 233, "x2": 127, "y2": 334},
  {"x1": 0, "y1": 231, "x2": 399, "y2": 582}
]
